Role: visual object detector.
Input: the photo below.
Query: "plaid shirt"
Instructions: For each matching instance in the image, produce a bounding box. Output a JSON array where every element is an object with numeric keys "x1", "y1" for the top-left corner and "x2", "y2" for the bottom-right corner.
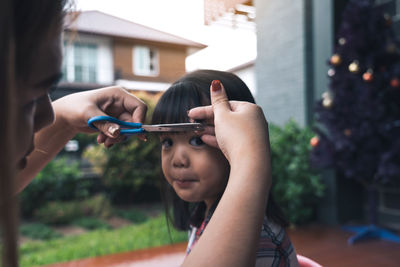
[{"x1": 187, "y1": 213, "x2": 299, "y2": 267}]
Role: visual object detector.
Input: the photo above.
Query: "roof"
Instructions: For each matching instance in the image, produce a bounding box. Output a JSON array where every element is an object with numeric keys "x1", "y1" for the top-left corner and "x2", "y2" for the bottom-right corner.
[{"x1": 64, "y1": 11, "x2": 206, "y2": 48}]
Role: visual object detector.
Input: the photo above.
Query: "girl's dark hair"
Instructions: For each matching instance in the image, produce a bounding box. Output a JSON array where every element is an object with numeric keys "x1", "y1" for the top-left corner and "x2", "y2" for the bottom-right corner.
[
  {"x1": 1, "y1": 1, "x2": 68, "y2": 266},
  {"x1": 152, "y1": 69, "x2": 288, "y2": 231}
]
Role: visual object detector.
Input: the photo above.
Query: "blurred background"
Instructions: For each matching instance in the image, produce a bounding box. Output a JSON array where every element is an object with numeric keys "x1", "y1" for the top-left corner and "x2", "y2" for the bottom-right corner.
[{"x1": 19, "y1": 0, "x2": 400, "y2": 266}]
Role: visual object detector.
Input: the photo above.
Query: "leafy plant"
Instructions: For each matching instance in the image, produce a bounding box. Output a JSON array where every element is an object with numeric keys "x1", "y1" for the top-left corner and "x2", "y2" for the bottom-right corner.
[
  {"x1": 269, "y1": 120, "x2": 325, "y2": 225},
  {"x1": 19, "y1": 157, "x2": 86, "y2": 218},
  {"x1": 20, "y1": 223, "x2": 62, "y2": 240},
  {"x1": 34, "y1": 194, "x2": 112, "y2": 225},
  {"x1": 114, "y1": 208, "x2": 149, "y2": 224},
  {"x1": 72, "y1": 217, "x2": 111, "y2": 230}
]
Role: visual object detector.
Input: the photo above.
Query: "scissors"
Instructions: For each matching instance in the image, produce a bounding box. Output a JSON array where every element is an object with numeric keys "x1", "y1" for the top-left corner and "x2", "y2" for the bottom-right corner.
[{"x1": 88, "y1": 115, "x2": 204, "y2": 135}]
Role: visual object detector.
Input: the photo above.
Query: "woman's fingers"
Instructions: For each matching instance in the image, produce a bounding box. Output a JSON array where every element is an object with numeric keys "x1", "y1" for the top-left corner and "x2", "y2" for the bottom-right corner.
[
  {"x1": 188, "y1": 80, "x2": 230, "y2": 121},
  {"x1": 92, "y1": 120, "x2": 121, "y2": 139},
  {"x1": 122, "y1": 93, "x2": 148, "y2": 123},
  {"x1": 96, "y1": 131, "x2": 127, "y2": 148},
  {"x1": 97, "y1": 132, "x2": 107, "y2": 144},
  {"x1": 103, "y1": 134, "x2": 127, "y2": 148},
  {"x1": 210, "y1": 80, "x2": 231, "y2": 114},
  {"x1": 188, "y1": 105, "x2": 214, "y2": 122},
  {"x1": 201, "y1": 135, "x2": 219, "y2": 148}
]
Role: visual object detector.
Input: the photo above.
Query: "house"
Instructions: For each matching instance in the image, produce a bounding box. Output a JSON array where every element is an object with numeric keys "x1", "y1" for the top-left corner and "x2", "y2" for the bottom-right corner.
[{"x1": 53, "y1": 10, "x2": 206, "y2": 100}]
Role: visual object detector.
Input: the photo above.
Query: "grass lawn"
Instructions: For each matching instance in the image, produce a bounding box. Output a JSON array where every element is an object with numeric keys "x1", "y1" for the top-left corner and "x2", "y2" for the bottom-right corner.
[{"x1": 20, "y1": 215, "x2": 187, "y2": 267}]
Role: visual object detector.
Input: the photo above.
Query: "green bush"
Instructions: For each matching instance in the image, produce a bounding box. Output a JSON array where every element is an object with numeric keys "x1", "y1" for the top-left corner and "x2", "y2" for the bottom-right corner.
[
  {"x1": 115, "y1": 208, "x2": 149, "y2": 224},
  {"x1": 72, "y1": 217, "x2": 111, "y2": 230},
  {"x1": 269, "y1": 120, "x2": 325, "y2": 225},
  {"x1": 34, "y1": 194, "x2": 112, "y2": 225},
  {"x1": 83, "y1": 96, "x2": 162, "y2": 204},
  {"x1": 19, "y1": 157, "x2": 86, "y2": 218},
  {"x1": 20, "y1": 223, "x2": 62, "y2": 240},
  {"x1": 71, "y1": 132, "x2": 98, "y2": 155}
]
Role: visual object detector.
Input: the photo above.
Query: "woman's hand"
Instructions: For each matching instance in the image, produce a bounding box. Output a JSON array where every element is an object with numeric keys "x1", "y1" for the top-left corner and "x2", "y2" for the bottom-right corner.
[
  {"x1": 188, "y1": 80, "x2": 270, "y2": 165},
  {"x1": 53, "y1": 86, "x2": 147, "y2": 147},
  {"x1": 17, "y1": 86, "x2": 147, "y2": 192}
]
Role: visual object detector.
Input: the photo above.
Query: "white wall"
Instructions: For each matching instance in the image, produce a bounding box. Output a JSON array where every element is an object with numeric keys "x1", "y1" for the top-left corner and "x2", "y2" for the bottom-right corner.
[{"x1": 233, "y1": 66, "x2": 256, "y2": 97}]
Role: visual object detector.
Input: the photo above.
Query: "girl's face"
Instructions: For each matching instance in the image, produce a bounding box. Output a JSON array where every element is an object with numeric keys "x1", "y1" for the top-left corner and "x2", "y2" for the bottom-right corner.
[{"x1": 161, "y1": 133, "x2": 230, "y2": 207}]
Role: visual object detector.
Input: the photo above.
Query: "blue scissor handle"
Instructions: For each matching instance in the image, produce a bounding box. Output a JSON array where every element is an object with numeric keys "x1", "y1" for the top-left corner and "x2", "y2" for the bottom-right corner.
[{"x1": 88, "y1": 115, "x2": 144, "y2": 135}]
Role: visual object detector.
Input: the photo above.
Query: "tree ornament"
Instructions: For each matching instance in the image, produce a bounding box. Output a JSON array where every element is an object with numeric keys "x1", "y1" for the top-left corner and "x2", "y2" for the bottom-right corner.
[
  {"x1": 328, "y1": 68, "x2": 336, "y2": 77},
  {"x1": 349, "y1": 61, "x2": 360, "y2": 73},
  {"x1": 384, "y1": 13, "x2": 393, "y2": 27},
  {"x1": 386, "y1": 42, "x2": 397, "y2": 54},
  {"x1": 322, "y1": 91, "x2": 331, "y2": 100},
  {"x1": 363, "y1": 69, "x2": 374, "y2": 82},
  {"x1": 390, "y1": 78, "x2": 400, "y2": 88},
  {"x1": 344, "y1": 128, "x2": 352, "y2": 137},
  {"x1": 323, "y1": 98, "x2": 333, "y2": 109},
  {"x1": 338, "y1": 37, "x2": 346, "y2": 46},
  {"x1": 310, "y1": 136, "x2": 320, "y2": 147},
  {"x1": 330, "y1": 54, "x2": 342, "y2": 66},
  {"x1": 322, "y1": 91, "x2": 333, "y2": 108}
]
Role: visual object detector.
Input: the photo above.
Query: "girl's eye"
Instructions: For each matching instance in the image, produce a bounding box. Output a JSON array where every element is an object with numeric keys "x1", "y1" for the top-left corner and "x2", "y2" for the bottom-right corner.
[
  {"x1": 161, "y1": 138, "x2": 173, "y2": 149},
  {"x1": 189, "y1": 136, "x2": 204, "y2": 147}
]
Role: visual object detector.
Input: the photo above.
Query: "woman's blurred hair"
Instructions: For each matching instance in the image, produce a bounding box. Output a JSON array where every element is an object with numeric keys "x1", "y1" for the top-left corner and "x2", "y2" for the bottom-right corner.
[{"x1": 0, "y1": 1, "x2": 68, "y2": 265}]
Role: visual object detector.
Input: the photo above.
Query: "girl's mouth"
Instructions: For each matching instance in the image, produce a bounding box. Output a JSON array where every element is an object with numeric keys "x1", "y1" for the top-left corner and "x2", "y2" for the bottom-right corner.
[{"x1": 174, "y1": 178, "x2": 198, "y2": 188}]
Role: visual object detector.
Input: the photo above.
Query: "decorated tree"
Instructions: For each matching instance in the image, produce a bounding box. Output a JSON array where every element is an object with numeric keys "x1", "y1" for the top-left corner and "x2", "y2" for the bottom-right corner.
[{"x1": 311, "y1": 0, "x2": 400, "y2": 243}]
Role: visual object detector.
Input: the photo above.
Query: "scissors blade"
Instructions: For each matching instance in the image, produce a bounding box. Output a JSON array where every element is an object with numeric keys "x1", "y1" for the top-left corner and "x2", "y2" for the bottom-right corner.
[{"x1": 141, "y1": 123, "x2": 205, "y2": 133}]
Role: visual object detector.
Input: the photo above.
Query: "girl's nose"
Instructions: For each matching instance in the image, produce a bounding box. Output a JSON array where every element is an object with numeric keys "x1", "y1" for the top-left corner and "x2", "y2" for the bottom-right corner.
[{"x1": 172, "y1": 145, "x2": 190, "y2": 168}]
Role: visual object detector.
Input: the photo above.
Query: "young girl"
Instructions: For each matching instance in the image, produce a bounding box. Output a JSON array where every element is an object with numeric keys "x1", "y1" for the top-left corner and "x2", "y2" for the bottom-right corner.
[{"x1": 152, "y1": 70, "x2": 299, "y2": 266}]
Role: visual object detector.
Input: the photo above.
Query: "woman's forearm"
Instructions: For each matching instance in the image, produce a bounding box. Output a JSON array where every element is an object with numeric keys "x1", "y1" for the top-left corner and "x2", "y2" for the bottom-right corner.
[{"x1": 183, "y1": 155, "x2": 270, "y2": 267}]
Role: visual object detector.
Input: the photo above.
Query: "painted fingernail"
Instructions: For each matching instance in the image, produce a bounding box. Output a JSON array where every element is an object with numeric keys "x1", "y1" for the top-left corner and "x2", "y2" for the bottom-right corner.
[
  {"x1": 108, "y1": 125, "x2": 120, "y2": 137},
  {"x1": 211, "y1": 80, "x2": 221, "y2": 92}
]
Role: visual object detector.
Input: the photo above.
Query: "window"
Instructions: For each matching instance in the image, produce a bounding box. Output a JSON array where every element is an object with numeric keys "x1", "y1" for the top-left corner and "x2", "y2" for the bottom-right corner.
[
  {"x1": 133, "y1": 46, "x2": 159, "y2": 76},
  {"x1": 62, "y1": 33, "x2": 113, "y2": 84},
  {"x1": 74, "y1": 43, "x2": 98, "y2": 83},
  {"x1": 62, "y1": 42, "x2": 98, "y2": 83}
]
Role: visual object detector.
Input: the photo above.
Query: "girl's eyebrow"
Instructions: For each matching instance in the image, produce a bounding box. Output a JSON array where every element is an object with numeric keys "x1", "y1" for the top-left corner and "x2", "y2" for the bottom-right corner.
[{"x1": 34, "y1": 72, "x2": 63, "y2": 89}]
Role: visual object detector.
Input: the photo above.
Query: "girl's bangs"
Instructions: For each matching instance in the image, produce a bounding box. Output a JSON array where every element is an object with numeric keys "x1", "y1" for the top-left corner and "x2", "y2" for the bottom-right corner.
[{"x1": 152, "y1": 82, "x2": 209, "y2": 125}]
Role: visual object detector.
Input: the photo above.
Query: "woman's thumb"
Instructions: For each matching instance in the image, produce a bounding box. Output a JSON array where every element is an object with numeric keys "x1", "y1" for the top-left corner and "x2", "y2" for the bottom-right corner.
[{"x1": 210, "y1": 80, "x2": 230, "y2": 114}]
